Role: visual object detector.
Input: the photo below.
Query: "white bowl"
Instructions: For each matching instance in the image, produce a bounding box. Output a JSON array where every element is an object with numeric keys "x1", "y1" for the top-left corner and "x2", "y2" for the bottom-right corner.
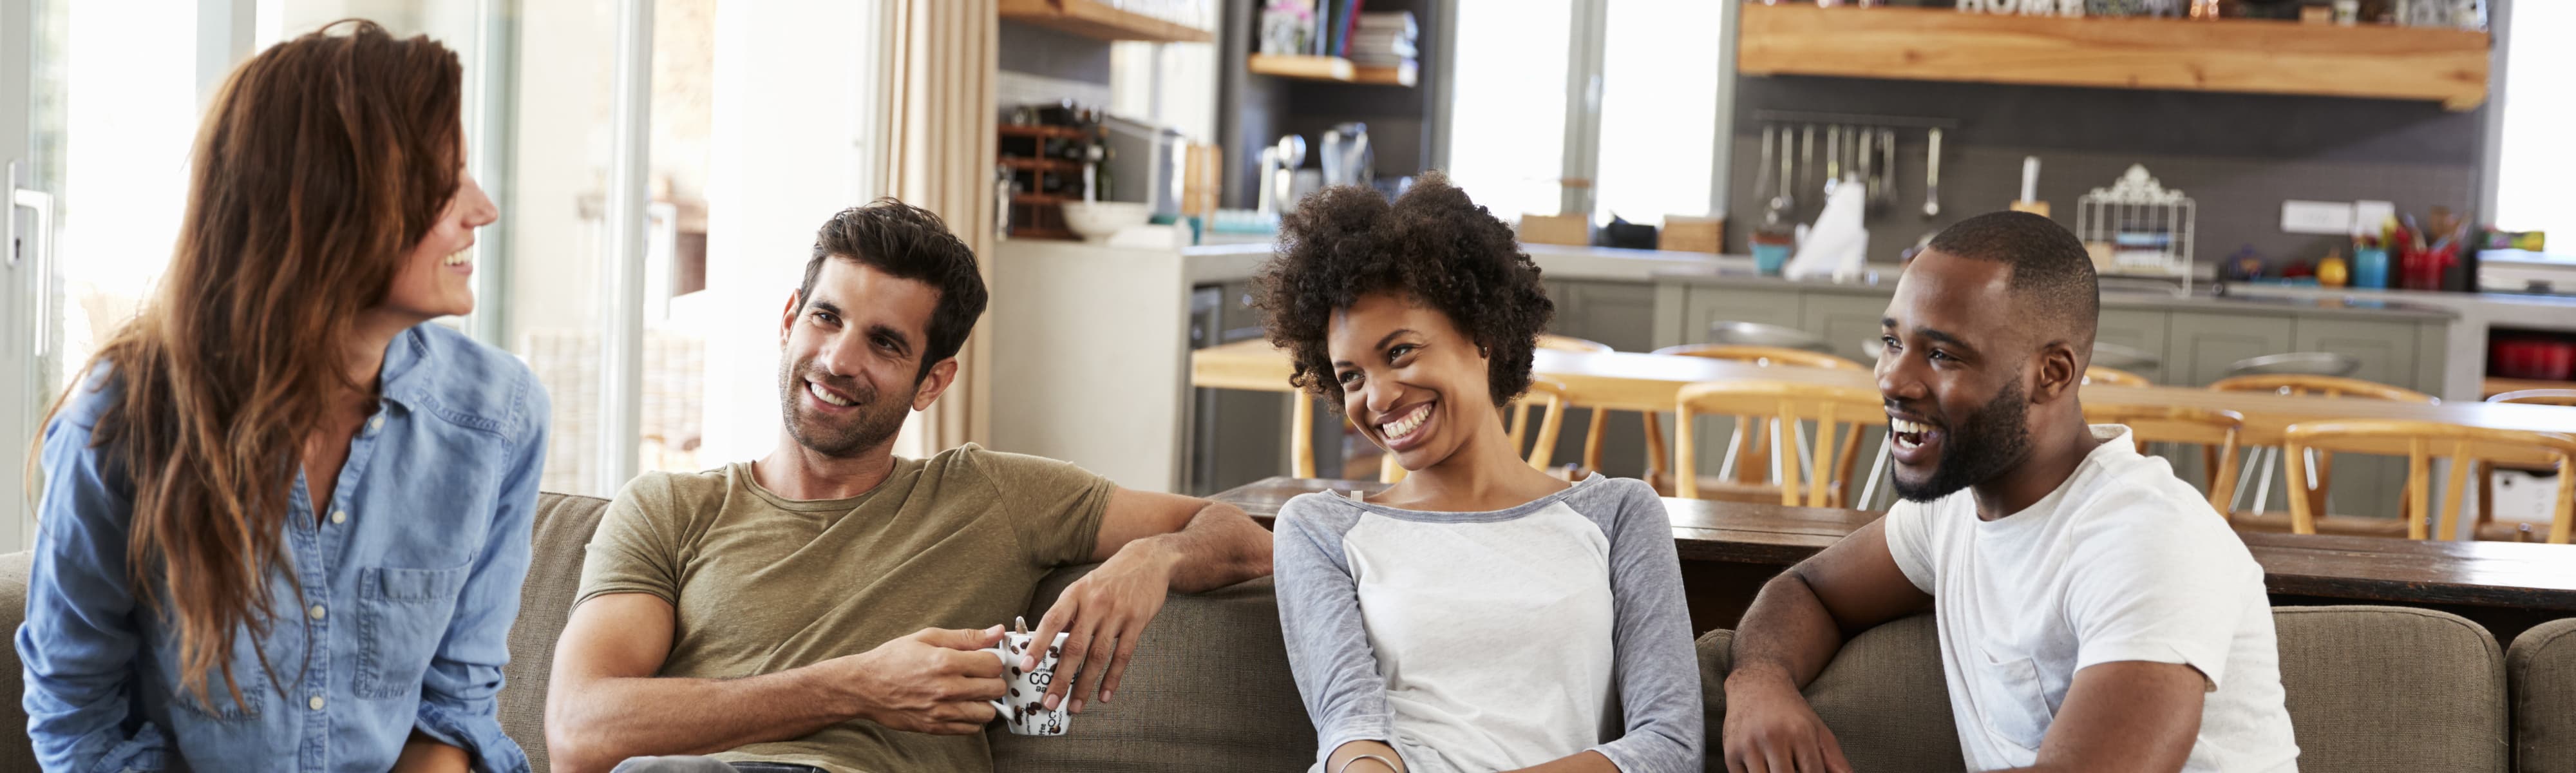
[{"x1": 1062, "y1": 201, "x2": 1152, "y2": 243}]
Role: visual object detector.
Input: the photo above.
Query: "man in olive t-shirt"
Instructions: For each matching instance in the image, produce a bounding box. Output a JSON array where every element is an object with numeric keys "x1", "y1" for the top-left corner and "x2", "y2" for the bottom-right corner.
[{"x1": 542, "y1": 202, "x2": 1274, "y2": 773}]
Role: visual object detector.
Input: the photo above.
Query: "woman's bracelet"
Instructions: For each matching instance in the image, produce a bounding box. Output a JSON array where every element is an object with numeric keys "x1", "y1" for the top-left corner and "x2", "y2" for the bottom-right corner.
[{"x1": 1335, "y1": 753, "x2": 1399, "y2": 773}]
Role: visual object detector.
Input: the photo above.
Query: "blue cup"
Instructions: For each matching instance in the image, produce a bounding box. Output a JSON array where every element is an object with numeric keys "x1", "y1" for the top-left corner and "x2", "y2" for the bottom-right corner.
[
  {"x1": 1752, "y1": 243, "x2": 1792, "y2": 276},
  {"x1": 2353, "y1": 247, "x2": 2389, "y2": 289}
]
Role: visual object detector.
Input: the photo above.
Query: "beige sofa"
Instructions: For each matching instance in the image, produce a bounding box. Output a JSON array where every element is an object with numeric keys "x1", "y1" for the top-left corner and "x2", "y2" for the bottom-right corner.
[{"x1": 1, "y1": 493, "x2": 2572, "y2": 772}]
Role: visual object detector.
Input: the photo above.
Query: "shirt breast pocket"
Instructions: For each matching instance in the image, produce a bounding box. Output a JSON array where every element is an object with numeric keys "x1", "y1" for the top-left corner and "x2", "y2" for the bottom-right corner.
[
  {"x1": 354, "y1": 562, "x2": 471, "y2": 700},
  {"x1": 1967, "y1": 645, "x2": 2056, "y2": 753}
]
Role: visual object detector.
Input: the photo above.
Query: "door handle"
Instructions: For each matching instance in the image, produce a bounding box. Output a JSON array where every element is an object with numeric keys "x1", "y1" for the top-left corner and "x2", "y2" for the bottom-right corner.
[{"x1": 9, "y1": 160, "x2": 57, "y2": 358}]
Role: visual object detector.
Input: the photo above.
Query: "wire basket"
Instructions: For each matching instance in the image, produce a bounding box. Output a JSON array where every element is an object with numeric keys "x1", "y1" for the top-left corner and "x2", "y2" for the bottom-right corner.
[{"x1": 2076, "y1": 164, "x2": 2196, "y2": 291}]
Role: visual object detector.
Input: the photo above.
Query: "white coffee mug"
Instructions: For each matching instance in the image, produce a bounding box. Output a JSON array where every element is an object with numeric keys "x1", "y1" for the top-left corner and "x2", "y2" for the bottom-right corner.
[{"x1": 984, "y1": 619, "x2": 1072, "y2": 736}]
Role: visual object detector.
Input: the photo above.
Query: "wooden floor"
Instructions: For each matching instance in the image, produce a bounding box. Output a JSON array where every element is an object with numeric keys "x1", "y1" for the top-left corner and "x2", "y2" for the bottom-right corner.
[{"x1": 1215, "y1": 477, "x2": 2576, "y2": 641}]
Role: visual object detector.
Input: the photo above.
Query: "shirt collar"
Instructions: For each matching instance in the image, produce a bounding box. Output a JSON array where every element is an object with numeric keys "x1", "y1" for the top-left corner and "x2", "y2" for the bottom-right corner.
[{"x1": 375, "y1": 325, "x2": 431, "y2": 411}]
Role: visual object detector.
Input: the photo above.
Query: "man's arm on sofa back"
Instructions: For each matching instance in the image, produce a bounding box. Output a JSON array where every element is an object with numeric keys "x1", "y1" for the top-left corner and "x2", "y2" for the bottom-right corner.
[{"x1": 1721, "y1": 518, "x2": 1932, "y2": 773}]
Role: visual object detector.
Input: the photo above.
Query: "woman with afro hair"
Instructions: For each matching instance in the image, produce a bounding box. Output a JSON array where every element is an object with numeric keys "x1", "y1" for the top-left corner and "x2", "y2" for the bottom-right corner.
[{"x1": 1257, "y1": 175, "x2": 1701, "y2": 773}]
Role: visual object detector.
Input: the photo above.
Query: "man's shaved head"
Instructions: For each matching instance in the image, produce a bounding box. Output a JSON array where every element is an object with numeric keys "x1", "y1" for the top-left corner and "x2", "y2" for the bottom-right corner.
[{"x1": 1924, "y1": 211, "x2": 2099, "y2": 357}]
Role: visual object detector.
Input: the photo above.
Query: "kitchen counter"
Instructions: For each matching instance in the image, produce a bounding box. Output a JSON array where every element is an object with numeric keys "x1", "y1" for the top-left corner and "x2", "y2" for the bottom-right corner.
[
  {"x1": 1650, "y1": 264, "x2": 2458, "y2": 321},
  {"x1": 1177, "y1": 241, "x2": 1729, "y2": 285}
]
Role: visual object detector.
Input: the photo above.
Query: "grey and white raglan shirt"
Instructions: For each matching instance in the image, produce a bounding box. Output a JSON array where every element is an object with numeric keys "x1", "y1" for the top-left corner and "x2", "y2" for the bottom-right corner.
[{"x1": 1273, "y1": 474, "x2": 1703, "y2": 773}]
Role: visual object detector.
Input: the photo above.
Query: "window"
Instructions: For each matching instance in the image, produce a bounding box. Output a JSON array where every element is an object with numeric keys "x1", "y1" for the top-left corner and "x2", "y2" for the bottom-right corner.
[
  {"x1": 2494, "y1": 1, "x2": 2572, "y2": 247},
  {"x1": 1445, "y1": 0, "x2": 1575, "y2": 221},
  {"x1": 1442, "y1": 0, "x2": 1726, "y2": 225}
]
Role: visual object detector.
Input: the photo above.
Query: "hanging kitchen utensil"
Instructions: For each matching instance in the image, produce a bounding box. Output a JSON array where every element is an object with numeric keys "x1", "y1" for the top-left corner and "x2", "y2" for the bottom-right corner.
[
  {"x1": 1823, "y1": 125, "x2": 1841, "y2": 196},
  {"x1": 1879, "y1": 129, "x2": 1898, "y2": 213},
  {"x1": 1756, "y1": 124, "x2": 1781, "y2": 224},
  {"x1": 1923, "y1": 128, "x2": 1944, "y2": 218},
  {"x1": 1858, "y1": 126, "x2": 1876, "y2": 210},
  {"x1": 1799, "y1": 125, "x2": 1816, "y2": 216}
]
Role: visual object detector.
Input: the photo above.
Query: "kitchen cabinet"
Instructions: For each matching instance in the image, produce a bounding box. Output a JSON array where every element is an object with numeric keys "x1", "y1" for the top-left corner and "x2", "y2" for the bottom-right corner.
[
  {"x1": 2288, "y1": 318, "x2": 2431, "y2": 521},
  {"x1": 2166, "y1": 312, "x2": 2296, "y2": 387},
  {"x1": 1798, "y1": 292, "x2": 1893, "y2": 366},
  {"x1": 1544, "y1": 280, "x2": 1662, "y2": 478},
  {"x1": 2094, "y1": 309, "x2": 2170, "y2": 385},
  {"x1": 1680, "y1": 285, "x2": 1805, "y2": 346}
]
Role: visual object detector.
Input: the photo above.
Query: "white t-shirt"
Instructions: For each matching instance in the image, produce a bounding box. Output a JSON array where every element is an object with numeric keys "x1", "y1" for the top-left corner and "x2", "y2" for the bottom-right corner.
[{"x1": 1883, "y1": 425, "x2": 2300, "y2": 772}]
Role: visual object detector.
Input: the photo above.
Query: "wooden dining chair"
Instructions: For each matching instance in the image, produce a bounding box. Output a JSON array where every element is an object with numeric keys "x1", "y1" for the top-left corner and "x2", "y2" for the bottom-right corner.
[
  {"x1": 2474, "y1": 389, "x2": 2576, "y2": 537},
  {"x1": 2283, "y1": 420, "x2": 2576, "y2": 544},
  {"x1": 1530, "y1": 333, "x2": 1625, "y2": 476},
  {"x1": 1674, "y1": 381, "x2": 1887, "y2": 508},
  {"x1": 1644, "y1": 345, "x2": 1868, "y2": 501},
  {"x1": 2490, "y1": 388, "x2": 2576, "y2": 406},
  {"x1": 2080, "y1": 403, "x2": 2242, "y2": 517},
  {"x1": 2208, "y1": 374, "x2": 2438, "y2": 530},
  {"x1": 1379, "y1": 376, "x2": 1571, "y2": 483},
  {"x1": 2081, "y1": 365, "x2": 2153, "y2": 387}
]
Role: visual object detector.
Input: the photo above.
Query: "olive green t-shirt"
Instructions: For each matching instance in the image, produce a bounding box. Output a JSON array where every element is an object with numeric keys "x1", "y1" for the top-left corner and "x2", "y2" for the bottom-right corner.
[{"x1": 574, "y1": 443, "x2": 1115, "y2": 773}]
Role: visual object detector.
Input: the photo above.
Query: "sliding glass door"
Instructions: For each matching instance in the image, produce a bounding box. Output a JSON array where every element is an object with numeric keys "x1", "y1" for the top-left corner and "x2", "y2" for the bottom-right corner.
[{"x1": 0, "y1": 0, "x2": 888, "y2": 548}]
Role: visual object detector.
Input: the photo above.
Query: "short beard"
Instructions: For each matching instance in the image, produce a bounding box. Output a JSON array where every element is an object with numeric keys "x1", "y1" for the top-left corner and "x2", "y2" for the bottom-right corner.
[
  {"x1": 777, "y1": 355, "x2": 913, "y2": 458},
  {"x1": 1893, "y1": 377, "x2": 2032, "y2": 503}
]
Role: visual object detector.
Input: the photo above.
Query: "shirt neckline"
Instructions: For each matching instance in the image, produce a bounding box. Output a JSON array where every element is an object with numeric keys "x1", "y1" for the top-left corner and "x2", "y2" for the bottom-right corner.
[{"x1": 1334, "y1": 473, "x2": 1604, "y2": 523}]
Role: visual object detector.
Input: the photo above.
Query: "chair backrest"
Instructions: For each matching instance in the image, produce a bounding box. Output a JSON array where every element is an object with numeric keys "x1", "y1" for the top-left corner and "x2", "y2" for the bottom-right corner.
[
  {"x1": 2490, "y1": 388, "x2": 2576, "y2": 406},
  {"x1": 2210, "y1": 374, "x2": 2438, "y2": 403},
  {"x1": 1536, "y1": 333, "x2": 1614, "y2": 353},
  {"x1": 1380, "y1": 376, "x2": 1571, "y2": 483},
  {"x1": 1652, "y1": 343, "x2": 1863, "y2": 370},
  {"x1": 1673, "y1": 381, "x2": 1884, "y2": 507},
  {"x1": 2081, "y1": 365, "x2": 2153, "y2": 387},
  {"x1": 2081, "y1": 403, "x2": 2242, "y2": 515},
  {"x1": 2283, "y1": 420, "x2": 2576, "y2": 543},
  {"x1": 1643, "y1": 347, "x2": 1866, "y2": 494}
]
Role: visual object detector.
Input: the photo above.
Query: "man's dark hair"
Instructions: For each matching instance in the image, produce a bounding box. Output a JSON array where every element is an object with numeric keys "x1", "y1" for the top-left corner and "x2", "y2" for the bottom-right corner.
[
  {"x1": 1927, "y1": 211, "x2": 2100, "y2": 354},
  {"x1": 1253, "y1": 173, "x2": 1555, "y2": 410},
  {"x1": 799, "y1": 199, "x2": 989, "y2": 381}
]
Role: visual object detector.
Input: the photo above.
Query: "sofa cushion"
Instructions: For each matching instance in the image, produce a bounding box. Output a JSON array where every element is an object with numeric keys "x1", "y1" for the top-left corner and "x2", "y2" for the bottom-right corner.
[
  {"x1": 2276, "y1": 606, "x2": 2506, "y2": 772},
  {"x1": 988, "y1": 565, "x2": 1317, "y2": 772},
  {"x1": 1698, "y1": 615, "x2": 1965, "y2": 772},
  {"x1": 498, "y1": 491, "x2": 616, "y2": 773},
  {"x1": 0, "y1": 550, "x2": 33, "y2": 773},
  {"x1": 1700, "y1": 606, "x2": 2508, "y2": 773},
  {"x1": 2512, "y1": 617, "x2": 2576, "y2": 773}
]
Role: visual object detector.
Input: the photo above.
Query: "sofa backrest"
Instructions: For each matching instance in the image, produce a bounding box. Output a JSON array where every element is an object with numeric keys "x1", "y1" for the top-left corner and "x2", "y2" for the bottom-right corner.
[
  {"x1": 0, "y1": 551, "x2": 33, "y2": 773},
  {"x1": 508, "y1": 493, "x2": 1320, "y2": 773},
  {"x1": 986, "y1": 567, "x2": 1317, "y2": 770},
  {"x1": 1700, "y1": 606, "x2": 2511, "y2": 773},
  {"x1": 500, "y1": 492, "x2": 619, "y2": 773},
  {"x1": 2513, "y1": 617, "x2": 2576, "y2": 773}
]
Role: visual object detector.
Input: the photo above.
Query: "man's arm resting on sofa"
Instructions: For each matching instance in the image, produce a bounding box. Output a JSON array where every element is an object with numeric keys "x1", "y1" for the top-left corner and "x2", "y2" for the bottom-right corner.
[
  {"x1": 1721, "y1": 519, "x2": 1932, "y2": 773},
  {"x1": 1028, "y1": 490, "x2": 1274, "y2": 712},
  {"x1": 1993, "y1": 661, "x2": 2204, "y2": 773},
  {"x1": 543, "y1": 592, "x2": 1009, "y2": 773}
]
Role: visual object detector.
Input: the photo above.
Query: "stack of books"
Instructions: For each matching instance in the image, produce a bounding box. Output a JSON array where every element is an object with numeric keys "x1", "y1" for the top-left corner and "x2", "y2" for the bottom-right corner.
[{"x1": 1348, "y1": 11, "x2": 1417, "y2": 69}]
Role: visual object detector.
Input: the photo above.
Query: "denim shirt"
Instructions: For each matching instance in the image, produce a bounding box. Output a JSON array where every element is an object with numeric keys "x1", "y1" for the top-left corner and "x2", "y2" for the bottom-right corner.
[{"x1": 20, "y1": 323, "x2": 549, "y2": 773}]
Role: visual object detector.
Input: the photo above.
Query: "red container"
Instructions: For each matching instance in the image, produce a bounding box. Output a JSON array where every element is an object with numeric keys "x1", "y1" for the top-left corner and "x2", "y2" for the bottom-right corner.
[{"x1": 2492, "y1": 338, "x2": 2576, "y2": 381}]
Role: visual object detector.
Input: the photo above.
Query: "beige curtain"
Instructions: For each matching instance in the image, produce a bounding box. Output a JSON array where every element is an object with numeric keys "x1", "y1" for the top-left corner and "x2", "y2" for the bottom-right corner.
[{"x1": 876, "y1": 0, "x2": 998, "y2": 453}]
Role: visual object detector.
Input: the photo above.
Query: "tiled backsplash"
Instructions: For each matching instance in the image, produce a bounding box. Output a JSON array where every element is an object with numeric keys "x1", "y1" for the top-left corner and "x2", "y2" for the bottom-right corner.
[{"x1": 1726, "y1": 75, "x2": 2488, "y2": 269}]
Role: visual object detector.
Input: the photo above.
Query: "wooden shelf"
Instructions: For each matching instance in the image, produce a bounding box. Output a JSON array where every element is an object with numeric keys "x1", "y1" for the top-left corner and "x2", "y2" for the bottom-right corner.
[
  {"x1": 1738, "y1": 5, "x2": 2490, "y2": 110},
  {"x1": 998, "y1": 124, "x2": 1090, "y2": 140},
  {"x1": 1001, "y1": 156, "x2": 1084, "y2": 173},
  {"x1": 1248, "y1": 54, "x2": 1419, "y2": 87},
  {"x1": 1352, "y1": 61, "x2": 1419, "y2": 87},
  {"x1": 1011, "y1": 193, "x2": 1071, "y2": 205},
  {"x1": 1249, "y1": 54, "x2": 1357, "y2": 82},
  {"x1": 999, "y1": 0, "x2": 1212, "y2": 43}
]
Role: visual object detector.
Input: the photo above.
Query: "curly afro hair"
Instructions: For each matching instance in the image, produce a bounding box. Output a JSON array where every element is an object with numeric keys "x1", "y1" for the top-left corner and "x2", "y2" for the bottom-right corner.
[{"x1": 1253, "y1": 173, "x2": 1554, "y2": 412}]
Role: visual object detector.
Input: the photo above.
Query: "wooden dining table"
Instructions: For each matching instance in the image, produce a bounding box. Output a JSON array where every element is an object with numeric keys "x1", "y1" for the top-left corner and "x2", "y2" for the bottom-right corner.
[
  {"x1": 1190, "y1": 339, "x2": 2576, "y2": 458},
  {"x1": 1214, "y1": 477, "x2": 2576, "y2": 640}
]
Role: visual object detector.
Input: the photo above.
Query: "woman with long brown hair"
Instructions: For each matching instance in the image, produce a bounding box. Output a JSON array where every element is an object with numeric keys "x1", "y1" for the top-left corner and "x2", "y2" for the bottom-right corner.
[{"x1": 19, "y1": 21, "x2": 544, "y2": 773}]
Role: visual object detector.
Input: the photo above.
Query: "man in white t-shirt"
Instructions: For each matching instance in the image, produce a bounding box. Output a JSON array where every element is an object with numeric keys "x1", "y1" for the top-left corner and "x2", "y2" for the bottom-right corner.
[{"x1": 1718, "y1": 211, "x2": 2300, "y2": 773}]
